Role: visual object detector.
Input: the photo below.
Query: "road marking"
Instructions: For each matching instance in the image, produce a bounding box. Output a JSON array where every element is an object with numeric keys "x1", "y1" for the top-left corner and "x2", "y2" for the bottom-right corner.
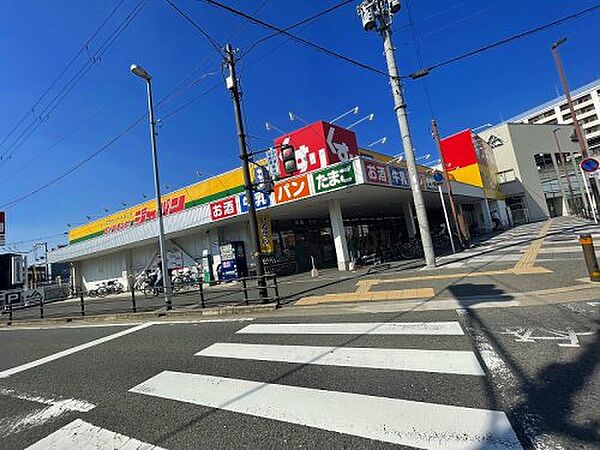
[
  {"x1": 501, "y1": 327, "x2": 595, "y2": 348},
  {"x1": 362, "y1": 266, "x2": 552, "y2": 284},
  {"x1": 236, "y1": 321, "x2": 465, "y2": 335},
  {"x1": 296, "y1": 288, "x2": 434, "y2": 305},
  {"x1": 131, "y1": 371, "x2": 521, "y2": 449},
  {"x1": 514, "y1": 220, "x2": 553, "y2": 270},
  {"x1": 196, "y1": 343, "x2": 484, "y2": 376},
  {"x1": 0, "y1": 388, "x2": 96, "y2": 437},
  {"x1": 457, "y1": 309, "x2": 565, "y2": 450},
  {"x1": 25, "y1": 418, "x2": 165, "y2": 449},
  {"x1": 0, "y1": 323, "x2": 152, "y2": 378}
]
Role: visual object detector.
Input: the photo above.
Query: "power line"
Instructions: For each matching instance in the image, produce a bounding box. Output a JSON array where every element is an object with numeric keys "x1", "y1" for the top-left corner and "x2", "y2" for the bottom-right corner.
[
  {"x1": 410, "y1": 3, "x2": 600, "y2": 78},
  {"x1": 0, "y1": 0, "x2": 149, "y2": 163},
  {"x1": 202, "y1": 0, "x2": 395, "y2": 79},
  {"x1": 164, "y1": 0, "x2": 224, "y2": 57},
  {"x1": 0, "y1": 69, "x2": 221, "y2": 211},
  {"x1": 0, "y1": 0, "x2": 128, "y2": 152},
  {"x1": 241, "y1": 0, "x2": 355, "y2": 57}
]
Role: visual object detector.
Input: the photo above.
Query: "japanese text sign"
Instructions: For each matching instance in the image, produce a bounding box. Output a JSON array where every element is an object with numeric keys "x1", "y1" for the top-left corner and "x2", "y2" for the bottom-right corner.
[
  {"x1": 239, "y1": 191, "x2": 271, "y2": 213},
  {"x1": 210, "y1": 196, "x2": 239, "y2": 221},
  {"x1": 274, "y1": 121, "x2": 359, "y2": 178},
  {"x1": 274, "y1": 174, "x2": 310, "y2": 204},
  {"x1": 258, "y1": 215, "x2": 273, "y2": 254},
  {"x1": 312, "y1": 162, "x2": 356, "y2": 193},
  {"x1": 363, "y1": 160, "x2": 390, "y2": 185},
  {"x1": 389, "y1": 167, "x2": 409, "y2": 188}
]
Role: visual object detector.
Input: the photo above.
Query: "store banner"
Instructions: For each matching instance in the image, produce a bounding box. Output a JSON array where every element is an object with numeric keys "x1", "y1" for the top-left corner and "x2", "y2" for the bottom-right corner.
[
  {"x1": 389, "y1": 167, "x2": 409, "y2": 188},
  {"x1": 274, "y1": 121, "x2": 359, "y2": 178},
  {"x1": 0, "y1": 211, "x2": 5, "y2": 246},
  {"x1": 312, "y1": 161, "x2": 356, "y2": 193},
  {"x1": 258, "y1": 215, "x2": 274, "y2": 254},
  {"x1": 239, "y1": 191, "x2": 271, "y2": 213},
  {"x1": 363, "y1": 160, "x2": 390, "y2": 185},
  {"x1": 209, "y1": 196, "x2": 239, "y2": 221},
  {"x1": 274, "y1": 174, "x2": 310, "y2": 204}
]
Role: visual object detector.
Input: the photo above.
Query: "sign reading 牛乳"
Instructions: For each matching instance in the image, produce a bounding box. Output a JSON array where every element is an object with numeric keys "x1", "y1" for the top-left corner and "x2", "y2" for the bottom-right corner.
[
  {"x1": 389, "y1": 166, "x2": 409, "y2": 188},
  {"x1": 239, "y1": 191, "x2": 271, "y2": 213},
  {"x1": 274, "y1": 121, "x2": 359, "y2": 178},
  {"x1": 274, "y1": 174, "x2": 310, "y2": 204},
  {"x1": 312, "y1": 162, "x2": 356, "y2": 193},
  {"x1": 210, "y1": 196, "x2": 239, "y2": 221}
]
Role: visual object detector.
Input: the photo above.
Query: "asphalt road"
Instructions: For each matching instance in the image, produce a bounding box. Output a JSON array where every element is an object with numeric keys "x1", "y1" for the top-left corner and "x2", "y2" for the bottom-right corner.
[{"x1": 0, "y1": 300, "x2": 598, "y2": 449}]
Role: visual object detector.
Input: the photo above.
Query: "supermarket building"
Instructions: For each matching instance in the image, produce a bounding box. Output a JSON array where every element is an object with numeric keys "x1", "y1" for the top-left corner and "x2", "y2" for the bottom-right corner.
[{"x1": 48, "y1": 121, "x2": 500, "y2": 292}]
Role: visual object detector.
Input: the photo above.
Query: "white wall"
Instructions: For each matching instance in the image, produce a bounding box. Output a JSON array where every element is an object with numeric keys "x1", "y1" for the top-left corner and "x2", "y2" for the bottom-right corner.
[{"x1": 80, "y1": 252, "x2": 127, "y2": 291}]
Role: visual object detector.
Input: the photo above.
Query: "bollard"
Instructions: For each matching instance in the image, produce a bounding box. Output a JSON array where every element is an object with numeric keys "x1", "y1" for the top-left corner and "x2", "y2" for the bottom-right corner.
[
  {"x1": 8, "y1": 302, "x2": 13, "y2": 323},
  {"x1": 130, "y1": 286, "x2": 137, "y2": 313},
  {"x1": 79, "y1": 291, "x2": 85, "y2": 316},
  {"x1": 40, "y1": 297, "x2": 44, "y2": 319},
  {"x1": 578, "y1": 234, "x2": 600, "y2": 281},
  {"x1": 198, "y1": 282, "x2": 205, "y2": 309},
  {"x1": 272, "y1": 275, "x2": 280, "y2": 307}
]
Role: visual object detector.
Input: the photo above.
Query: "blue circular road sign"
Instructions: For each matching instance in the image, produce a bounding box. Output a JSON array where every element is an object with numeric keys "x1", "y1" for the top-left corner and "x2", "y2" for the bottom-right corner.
[
  {"x1": 432, "y1": 172, "x2": 444, "y2": 183},
  {"x1": 580, "y1": 157, "x2": 600, "y2": 173}
]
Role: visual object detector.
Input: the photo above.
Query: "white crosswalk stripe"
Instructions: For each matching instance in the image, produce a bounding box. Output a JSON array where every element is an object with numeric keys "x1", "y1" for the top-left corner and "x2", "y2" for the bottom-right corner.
[
  {"x1": 235, "y1": 321, "x2": 465, "y2": 335},
  {"x1": 131, "y1": 371, "x2": 521, "y2": 450},
  {"x1": 126, "y1": 320, "x2": 523, "y2": 449},
  {"x1": 196, "y1": 342, "x2": 485, "y2": 375},
  {"x1": 26, "y1": 418, "x2": 165, "y2": 449}
]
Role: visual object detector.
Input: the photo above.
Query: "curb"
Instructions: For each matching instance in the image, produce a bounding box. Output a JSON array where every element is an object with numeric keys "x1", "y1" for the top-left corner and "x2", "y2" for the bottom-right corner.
[{"x1": 0, "y1": 303, "x2": 278, "y2": 328}]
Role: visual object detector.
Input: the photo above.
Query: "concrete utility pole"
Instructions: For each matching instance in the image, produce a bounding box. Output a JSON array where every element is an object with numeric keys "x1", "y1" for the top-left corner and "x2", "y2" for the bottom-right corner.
[
  {"x1": 431, "y1": 119, "x2": 464, "y2": 247},
  {"x1": 130, "y1": 64, "x2": 173, "y2": 310},
  {"x1": 225, "y1": 43, "x2": 267, "y2": 297},
  {"x1": 357, "y1": 0, "x2": 436, "y2": 267}
]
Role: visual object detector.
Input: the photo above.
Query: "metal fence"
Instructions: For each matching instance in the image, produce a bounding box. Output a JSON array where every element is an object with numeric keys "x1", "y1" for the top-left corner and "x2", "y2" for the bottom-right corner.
[{"x1": 1, "y1": 274, "x2": 279, "y2": 323}]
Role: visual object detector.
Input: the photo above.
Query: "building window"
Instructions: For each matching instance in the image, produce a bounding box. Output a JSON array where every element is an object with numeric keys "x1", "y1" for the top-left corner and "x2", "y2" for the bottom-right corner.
[{"x1": 497, "y1": 169, "x2": 516, "y2": 184}]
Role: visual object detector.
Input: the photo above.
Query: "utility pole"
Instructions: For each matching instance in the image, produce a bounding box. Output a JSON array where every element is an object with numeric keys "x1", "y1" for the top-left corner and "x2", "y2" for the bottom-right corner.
[
  {"x1": 552, "y1": 128, "x2": 576, "y2": 215},
  {"x1": 225, "y1": 43, "x2": 267, "y2": 297},
  {"x1": 357, "y1": 0, "x2": 436, "y2": 267},
  {"x1": 431, "y1": 119, "x2": 464, "y2": 247},
  {"x1": 551, "y1": 38, "x2": 588, "y2": 158}
]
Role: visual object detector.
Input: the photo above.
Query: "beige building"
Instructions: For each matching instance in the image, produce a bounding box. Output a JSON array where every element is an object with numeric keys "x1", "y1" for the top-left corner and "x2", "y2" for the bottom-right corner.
[
  {"x1": 480, "y1": 123, "x2": 587, "y2": 222},
  {"x1": 508, "y1": 78, "x2": 600, "y2": 153}
]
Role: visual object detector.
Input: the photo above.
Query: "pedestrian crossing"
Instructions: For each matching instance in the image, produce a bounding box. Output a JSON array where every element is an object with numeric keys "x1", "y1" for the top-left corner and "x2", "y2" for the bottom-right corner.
[
  {"x1": 440, "y1": 217, "x2": 598, "y2": 268},
  {"x1": 125, "y1": 320, "x2": 522, "y2": 449}
]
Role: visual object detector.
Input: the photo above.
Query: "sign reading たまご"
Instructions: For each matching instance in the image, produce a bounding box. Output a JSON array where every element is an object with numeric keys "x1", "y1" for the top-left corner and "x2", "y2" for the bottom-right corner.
[{"x1": 312, "y1": 162, "x2": 356, "y2": 193}]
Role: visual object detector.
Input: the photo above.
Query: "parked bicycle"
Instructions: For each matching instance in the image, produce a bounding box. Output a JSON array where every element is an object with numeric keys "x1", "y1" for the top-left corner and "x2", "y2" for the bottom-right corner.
[{"x1": 88, "y1": 279, "x2": 124, "y2": 298}]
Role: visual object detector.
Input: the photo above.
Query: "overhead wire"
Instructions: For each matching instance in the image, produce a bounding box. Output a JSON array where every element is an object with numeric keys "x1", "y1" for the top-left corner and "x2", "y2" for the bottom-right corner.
[
  {"x1": 411, "y1": 3, "x2": 600, "y2": 77},
  {"x1": 202, "y1": 0, "x2": 394, "y2": 79},
  {"x1": 0, "y1": 0, "x2": 149, "y2": 163},
  {"x1": 241, "y1": 0, "x2": 355, "y2": 57},
  {"x1": 0, "y1": 0, "x2": 128, "y2": 152},
  {"x1": 164, "y1": 0, "x2": 224, "y2": 57}
]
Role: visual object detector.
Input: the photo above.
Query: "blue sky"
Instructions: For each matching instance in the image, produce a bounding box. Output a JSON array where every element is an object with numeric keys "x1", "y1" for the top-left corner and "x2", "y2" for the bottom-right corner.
[{"x1": 0, "y1": 0, "x2": 599, "y2": 257}]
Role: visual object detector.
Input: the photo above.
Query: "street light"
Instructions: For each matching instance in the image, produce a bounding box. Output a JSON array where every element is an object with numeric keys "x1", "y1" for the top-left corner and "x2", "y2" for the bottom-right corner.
[
  {"x1": 288, "y1": 111, "x2": 309, "y2": 125},
  {"x1": 130, "y1": 63, "x2": 172, "y2": 310},
  {"x1": 330, "y1": 106, "x2": 359, "y2": 124},
  {"x1": 347, "y1": 113, "x2": 375, "y2": 129},
  {"x1": 368, "y1": 136, "x2": 387, "y2": 147}
]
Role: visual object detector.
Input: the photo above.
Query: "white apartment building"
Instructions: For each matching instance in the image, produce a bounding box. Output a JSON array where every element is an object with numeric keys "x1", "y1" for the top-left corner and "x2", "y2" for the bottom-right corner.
[{"x1": 508, "y1": 78, "x2": 600, "y2": 152}]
